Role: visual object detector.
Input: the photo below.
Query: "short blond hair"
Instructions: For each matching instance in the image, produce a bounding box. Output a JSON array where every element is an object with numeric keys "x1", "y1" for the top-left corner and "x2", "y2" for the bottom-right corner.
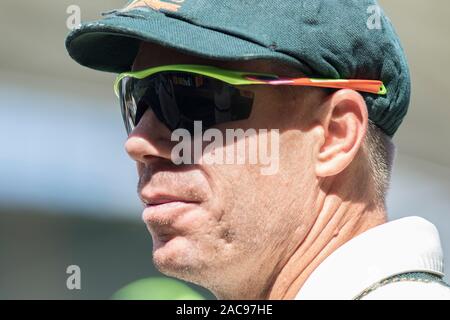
[{"x1": 364, "y1": 120, "x2": 396, "y2": 206}]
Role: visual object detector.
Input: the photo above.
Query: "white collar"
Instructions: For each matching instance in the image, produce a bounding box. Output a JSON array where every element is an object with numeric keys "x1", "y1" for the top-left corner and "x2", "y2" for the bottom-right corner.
[{"x1": 295, "y1": 216, "x2": 444, "y2": 300}]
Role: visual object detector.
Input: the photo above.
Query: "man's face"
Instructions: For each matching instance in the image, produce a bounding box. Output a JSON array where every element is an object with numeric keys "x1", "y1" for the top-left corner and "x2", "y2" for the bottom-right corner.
[{"x1": 125, "y1": 43, "x2": 325, "y2": 292}]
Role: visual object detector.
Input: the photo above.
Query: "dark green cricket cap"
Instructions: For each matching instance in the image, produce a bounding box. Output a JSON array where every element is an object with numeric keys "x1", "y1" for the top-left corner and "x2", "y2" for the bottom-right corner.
[{"x1": 65, "y1": 0, "x2": 411, "y2": 136}]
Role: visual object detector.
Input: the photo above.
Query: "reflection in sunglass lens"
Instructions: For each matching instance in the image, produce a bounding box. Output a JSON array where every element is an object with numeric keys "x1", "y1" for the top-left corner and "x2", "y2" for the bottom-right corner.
[{"x1": 120, "y1": 72, "x2": 254, "y2": 134}]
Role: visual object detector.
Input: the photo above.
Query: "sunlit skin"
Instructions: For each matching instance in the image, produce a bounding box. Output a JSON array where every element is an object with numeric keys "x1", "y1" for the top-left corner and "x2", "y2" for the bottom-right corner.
[{"x1": 125, "y1": 42, "x2": 387, "y2": 300}]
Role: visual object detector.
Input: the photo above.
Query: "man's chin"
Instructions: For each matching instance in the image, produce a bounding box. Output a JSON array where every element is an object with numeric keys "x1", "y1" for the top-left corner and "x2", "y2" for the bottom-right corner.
[{"x1": 152, "y1": 236, "x2": 204, "y2": 278}]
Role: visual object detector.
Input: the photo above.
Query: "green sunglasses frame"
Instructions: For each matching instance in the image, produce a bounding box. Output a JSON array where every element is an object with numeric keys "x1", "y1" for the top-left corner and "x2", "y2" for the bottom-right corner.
[{"x1": 114, "y1": 64, "x2": 387, "y2": 97}]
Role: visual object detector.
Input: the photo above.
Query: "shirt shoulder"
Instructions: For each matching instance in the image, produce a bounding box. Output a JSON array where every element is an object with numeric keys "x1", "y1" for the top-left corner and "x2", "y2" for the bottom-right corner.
[{"x1": 361, "y1": 280, "x2": 450, "y2": 300}]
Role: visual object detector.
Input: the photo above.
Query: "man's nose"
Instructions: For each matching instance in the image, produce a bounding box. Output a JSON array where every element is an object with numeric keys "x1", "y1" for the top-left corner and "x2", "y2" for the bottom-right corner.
[{"x1": 124, "y1": 109, "x2": 173, "y2": 164}]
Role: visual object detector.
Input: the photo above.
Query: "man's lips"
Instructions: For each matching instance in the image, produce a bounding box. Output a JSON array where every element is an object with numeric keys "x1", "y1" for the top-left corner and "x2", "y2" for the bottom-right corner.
[
  {"x1": 140, "y1": 190, "x2": 202, "y2": 206},
  {"x1": 140, "y1": 193, "x2": 202, "y2": 242},
  {"x1": 143, "y1": 200, "x2": 198, "y2": 215},
  {"x1": 140, "y1": 193, "x2": 201, "y2": 208}
]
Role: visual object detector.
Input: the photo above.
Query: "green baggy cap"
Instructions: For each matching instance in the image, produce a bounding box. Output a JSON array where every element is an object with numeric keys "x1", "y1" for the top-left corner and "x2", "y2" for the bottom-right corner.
[{"x1": 65, "y1": 0, "x2": 411, "y2": 136}]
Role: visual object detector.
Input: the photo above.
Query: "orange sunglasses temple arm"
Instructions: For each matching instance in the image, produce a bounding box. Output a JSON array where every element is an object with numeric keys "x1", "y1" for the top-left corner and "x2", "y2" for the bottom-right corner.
[{"x1": 291, "y1": 78, "x2": 385, "y2": 94}]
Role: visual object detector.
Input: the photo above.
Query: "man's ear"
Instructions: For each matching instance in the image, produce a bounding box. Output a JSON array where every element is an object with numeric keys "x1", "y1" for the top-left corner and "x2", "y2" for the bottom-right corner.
[{"x1": 315, "y1": 89, "x2": 368, "y2": 177}]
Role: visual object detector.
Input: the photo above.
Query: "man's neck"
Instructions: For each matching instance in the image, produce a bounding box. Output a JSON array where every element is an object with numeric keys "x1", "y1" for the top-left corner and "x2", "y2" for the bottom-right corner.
[{"x1": 265, "y1": 182, "x2": 387, "y2": 300}]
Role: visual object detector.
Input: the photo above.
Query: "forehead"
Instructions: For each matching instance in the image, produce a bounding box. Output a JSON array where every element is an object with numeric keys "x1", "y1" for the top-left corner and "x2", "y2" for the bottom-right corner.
[{"x1": 132, "y1": 41, "x2": 302, "y2": 77}]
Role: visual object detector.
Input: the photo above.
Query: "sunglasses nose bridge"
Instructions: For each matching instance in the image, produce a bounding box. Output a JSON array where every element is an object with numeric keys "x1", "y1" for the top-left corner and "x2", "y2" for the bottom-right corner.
[{"x1": 135, "y1": 108, "x2": 172, "y2": 137}]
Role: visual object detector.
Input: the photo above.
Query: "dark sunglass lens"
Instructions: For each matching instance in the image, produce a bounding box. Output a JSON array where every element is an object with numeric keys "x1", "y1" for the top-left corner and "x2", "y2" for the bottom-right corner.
[
  {"x1": 132, "y1": 74, "x2": 181, "y2": 131},
  {"x1": 130, "y1": 72, "x2": 254, "y2": 133}
]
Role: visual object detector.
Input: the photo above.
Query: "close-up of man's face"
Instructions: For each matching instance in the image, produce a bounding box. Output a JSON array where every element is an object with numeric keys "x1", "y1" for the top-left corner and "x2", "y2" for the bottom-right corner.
[
  {"x1": 2, "y1": 0, "x2": 449, "y2": 303},
  {"x1": 126, "y1": 43, "x2": 328, "y2": 297}
]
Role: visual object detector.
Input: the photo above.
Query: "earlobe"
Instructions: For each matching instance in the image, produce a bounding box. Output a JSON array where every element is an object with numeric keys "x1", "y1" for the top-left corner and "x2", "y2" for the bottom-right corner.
[{"x1": 315, "y1": 89, "x2": 368, "y2": 177}]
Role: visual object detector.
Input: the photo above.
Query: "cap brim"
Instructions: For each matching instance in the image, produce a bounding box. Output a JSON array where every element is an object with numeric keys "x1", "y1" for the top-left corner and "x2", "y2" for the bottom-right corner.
[{"x1": 65, "y1": 10, "x2": 301, "y2": 74}]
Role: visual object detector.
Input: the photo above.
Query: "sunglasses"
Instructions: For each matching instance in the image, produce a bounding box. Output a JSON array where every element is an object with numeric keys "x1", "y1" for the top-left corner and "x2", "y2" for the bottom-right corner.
[{"x1": 114, "y1": 64, "x2": 387, "y2": 135}]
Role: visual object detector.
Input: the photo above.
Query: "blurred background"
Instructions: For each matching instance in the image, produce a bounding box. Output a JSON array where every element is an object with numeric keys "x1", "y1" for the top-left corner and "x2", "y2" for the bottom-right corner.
[{"x1": 0, "y1": 0, "x2": 449, "y2": 299}]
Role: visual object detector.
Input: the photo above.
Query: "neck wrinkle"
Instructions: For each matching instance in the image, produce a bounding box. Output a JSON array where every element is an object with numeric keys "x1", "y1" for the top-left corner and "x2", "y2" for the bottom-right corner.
[{"x1": 266, "y1": 178, "x2": 386, "y2": 300}]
